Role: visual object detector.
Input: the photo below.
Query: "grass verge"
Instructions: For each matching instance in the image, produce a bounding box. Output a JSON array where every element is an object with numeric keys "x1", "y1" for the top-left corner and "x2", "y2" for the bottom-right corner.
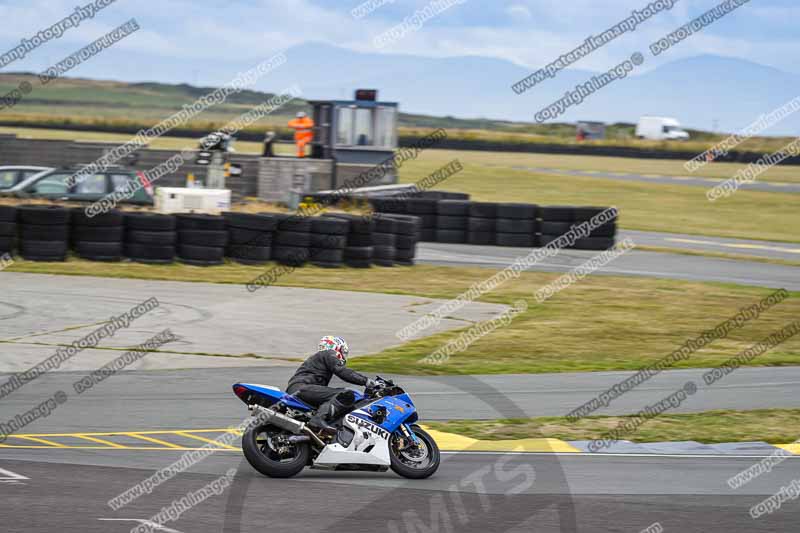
[
  {"x1": 425, "y1": 409, "x2": 800, "y2": 444},
  {"x1": 6, "y1": 258, "x2": 800, "y2": 375}
]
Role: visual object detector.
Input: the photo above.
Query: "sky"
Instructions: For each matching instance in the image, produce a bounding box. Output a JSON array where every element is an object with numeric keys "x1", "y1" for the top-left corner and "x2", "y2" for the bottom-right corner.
[{"x1": 0, "y1": 0, "x2": 795, "y2": 81}]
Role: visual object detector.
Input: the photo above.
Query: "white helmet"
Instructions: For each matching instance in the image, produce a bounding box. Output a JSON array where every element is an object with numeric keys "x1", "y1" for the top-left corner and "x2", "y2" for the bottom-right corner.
[
  {"x1": 296, "y1": 111, "x2": 307, "y2": 119},
  {"x1": 319, "y1": 335, "x2": 349, "y2": 363}
]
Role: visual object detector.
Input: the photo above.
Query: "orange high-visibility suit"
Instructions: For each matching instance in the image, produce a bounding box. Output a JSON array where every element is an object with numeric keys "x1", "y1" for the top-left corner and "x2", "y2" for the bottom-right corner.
[{"x1": 288, "y1": 116, "x2": 315, "y2": 158}]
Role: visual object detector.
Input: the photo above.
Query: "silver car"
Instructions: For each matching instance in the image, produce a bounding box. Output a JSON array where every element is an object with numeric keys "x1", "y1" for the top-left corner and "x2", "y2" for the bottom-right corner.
[{"x1": 0, "y1": 166, "x2": 53, "y2": 190}]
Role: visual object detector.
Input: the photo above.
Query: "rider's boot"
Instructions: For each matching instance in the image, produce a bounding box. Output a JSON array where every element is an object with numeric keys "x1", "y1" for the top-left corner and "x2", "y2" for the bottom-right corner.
[{"x1": 308, "y1": 396, "x2": 351, "y2": 438}]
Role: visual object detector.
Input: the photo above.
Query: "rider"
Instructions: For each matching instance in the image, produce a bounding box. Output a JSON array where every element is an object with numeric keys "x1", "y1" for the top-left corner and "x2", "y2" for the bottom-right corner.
[{"x1": 286, "y1": 336, "x2": 376, "y2": 434}]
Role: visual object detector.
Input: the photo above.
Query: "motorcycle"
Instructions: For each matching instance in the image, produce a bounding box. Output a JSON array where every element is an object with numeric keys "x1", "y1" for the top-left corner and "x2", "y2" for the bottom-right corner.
[{"x1": 232, "y1": 377, "x2": 440, "y2": 479}]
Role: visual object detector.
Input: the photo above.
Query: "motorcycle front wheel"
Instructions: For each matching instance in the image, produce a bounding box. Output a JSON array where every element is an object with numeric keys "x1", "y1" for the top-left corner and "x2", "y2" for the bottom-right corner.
[
  {"x1": 242, "y1": 424, "x2": 309, "y2": 478},
  {"x1": 389, "y1": 425, "x2": 440, "y2": 479}
]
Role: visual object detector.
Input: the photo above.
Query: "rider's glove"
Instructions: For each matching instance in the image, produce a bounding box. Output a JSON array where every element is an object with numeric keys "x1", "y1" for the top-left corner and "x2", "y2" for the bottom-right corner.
[{"x1": 366, "y1": 378, "x2": 378, "y2": 389}]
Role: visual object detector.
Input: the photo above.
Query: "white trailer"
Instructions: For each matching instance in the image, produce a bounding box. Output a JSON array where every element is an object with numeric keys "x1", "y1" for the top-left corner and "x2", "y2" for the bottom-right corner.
[{"x1": 635, "y1": 116, "x2": 690, "y2": 141}]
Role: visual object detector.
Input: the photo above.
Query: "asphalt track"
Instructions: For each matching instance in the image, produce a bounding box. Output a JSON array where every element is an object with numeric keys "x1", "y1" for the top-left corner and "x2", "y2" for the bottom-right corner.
[{"x1": 2, "y1": 235, "x2": 799, "y2": 532}]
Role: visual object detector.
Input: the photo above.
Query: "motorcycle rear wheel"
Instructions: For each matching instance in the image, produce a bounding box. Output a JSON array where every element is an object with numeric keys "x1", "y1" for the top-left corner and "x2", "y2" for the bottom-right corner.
[
  {"x1": 389, "y1": 425, "x2": 440, "y2": 479},
  {"x1": 242, "y1": 424, "x2": 309, "y2": 478}
]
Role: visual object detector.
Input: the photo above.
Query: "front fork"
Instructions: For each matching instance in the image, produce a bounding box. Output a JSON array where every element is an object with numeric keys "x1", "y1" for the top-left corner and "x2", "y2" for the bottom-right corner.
[{"x1": 399, "y1": 423, "x2": 420, "y2": 447}]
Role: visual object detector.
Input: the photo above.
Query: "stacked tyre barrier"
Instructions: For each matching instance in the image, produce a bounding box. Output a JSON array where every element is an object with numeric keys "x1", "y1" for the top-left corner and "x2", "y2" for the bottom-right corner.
[
  {"x1": 0, "y1": 206, "x2": 17, "y2": 256},
  {"x1": 436, "y1": 200, "x2": 469, "y2": 244},
  {"x1": 372, "y1": 215, "x2": 397, "y2": 267},
  {"x1": 384, "y1": 214, "x2": 420, "y2": 266},
  {"x1": 273, "y1": 214, "x2": 312, "y2": 267},
  {"x1": 467, "y1": 202, "x2": 496, "y2": 245},
  {"x1": 176, "y1": 214, "x2": 227, "y2": 266},
  {"x1": 224, "y1": 212, "x2": 275, "y2": 265},
  {"x1": 123, "y1": 213, "x2": 176, "y2": 264},
  {"x1": 571, "y1": 207, "x2": 617, "y2": 250},
  {"x1": 309, "y1": 217, "x2": 348, "y2": 268},
  {"x1": 71, "y1": 208, "x2": 124, "y2": 261},
  {"x1": 19, "y1": 205, "x2": 70, "y2": 262},
  {"x1": 327, "y1": 213, "x2": 374, "y2": 269},
  {"x1": 495, "y1": 203, "x2": 539, "y2": 248},
  {"x1": 407, "y1": 199, "x2": 438, "y2": 243},
  {"x1": 372, "y1": 197, "x2": 617, "y2": 250}
]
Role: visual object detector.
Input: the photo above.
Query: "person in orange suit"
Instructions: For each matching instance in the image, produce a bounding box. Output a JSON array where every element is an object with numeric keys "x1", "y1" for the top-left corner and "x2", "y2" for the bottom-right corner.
[{"x1": 288, "y1": 111, "x2": 314, "y2": 158}]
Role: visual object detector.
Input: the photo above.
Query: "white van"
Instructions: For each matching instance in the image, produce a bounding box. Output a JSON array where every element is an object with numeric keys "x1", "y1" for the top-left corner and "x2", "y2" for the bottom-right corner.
[{"x1": 636, "y1": 116, "x2": 690, "y2": 141}]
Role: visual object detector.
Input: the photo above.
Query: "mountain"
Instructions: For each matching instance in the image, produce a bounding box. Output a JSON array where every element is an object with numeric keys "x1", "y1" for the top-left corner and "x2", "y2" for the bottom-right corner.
[{"x1": 4, "y1": 39, "x2": 799, "y2": 135}]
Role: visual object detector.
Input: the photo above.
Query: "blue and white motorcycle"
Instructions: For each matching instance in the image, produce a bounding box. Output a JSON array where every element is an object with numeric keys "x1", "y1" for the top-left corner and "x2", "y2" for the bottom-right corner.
[{"x1": 232, "y1": 377, "x2": 440, "y2": 479}]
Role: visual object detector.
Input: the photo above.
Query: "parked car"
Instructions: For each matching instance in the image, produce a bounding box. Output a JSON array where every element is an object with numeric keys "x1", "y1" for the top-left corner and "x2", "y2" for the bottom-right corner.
[
  {"x1": 4, "y1": 166, "x2": 154, "y2": 205},
  {"x1": 0, "y1": 166, "x2": 53, "y2": 190}
]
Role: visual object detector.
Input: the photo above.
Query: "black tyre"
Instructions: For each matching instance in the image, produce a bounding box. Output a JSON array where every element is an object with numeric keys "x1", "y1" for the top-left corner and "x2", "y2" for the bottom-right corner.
[
  {"x1": 124, "y1": 243, "x2": 175, "y2": 261},
  {"x1": 75, "y1": 241, "x2": 123, "y2": 260},
  {"x1": 326, "y1": 214, "x2": 373, "y2": 234},
  {"x1": 18, "y1": 205, "x2": 70, "y2": 225},
  {"x1": 242, "y1": 424, "x2": 309, "y2": 478},
  {"x1": 495, "y1": 233, "x2": 535, "y2": 247},
  {"x1": 373, "y1": 259, "x2": 395, "y2": 267},
  {"x1": 575, "y1": 237, "x2": 616, "y2": 250},
  {"x1": 389, "y1": 425, "x2": 440, "y2": 479},
  {"x1": 272, "y1": 245, "x2": 309, "y2": 266},
  {"x1": 372, "y1": 232, "x2": 396, "y2": 247},
  {"x1": 228, "y1": 227, "x2": 273, "y2": 247},
  {"x1": 468, "y1": 217, "x2": 495, "y2": 232},
  {"x1": 382, "y1": 214, "x2": 420, "y2": 235},
  {"x1": 0, "y1": 205, "x2": 16, "y2": 222},
  {"x1": 176, "y1": 214, "x2": 226, "y2": 231},
  {"x1": 469, "y1": 202, "x2": 496, "y2": 218},
  {"x1": 420, "y1": 214, "x2": 437, "y2": 228},
  {"x1": 309, "y1": 248, "x2": 344, "y2": 262},
  {"x1": 0, "y1": 236, "x2": 15, "y2": 252},
  {"x1": 347, "y1": 233, "x2": 373, "y2": 247},
  {"x1": 395, "y1": 247, "x2": 416, "y2": 260},
  {"x1": 394, "y1": 234, "x2": 416, "y2": 249},
  {"x1": 310, "y1": 233, "x2": 347, "y2": 249},
  {"x1": 573, "y1": 206, "x2": 611, "y2": 221},
  {"x1": 406, "y1": 199, "x2": 438, "y2": 215},
  {"x1": 345, "y1": 259, "x2": 372, "y2": 268},
  {"x1": 71, "y1": 208, "x2": 123, "y2": 227},
  {"x1": 372, "y1": 245, "x2": 396, "y2": 260},
  {"x1": 373, "y1": 216, "x2": 397, "y2": 234},
  {"x1": 437, "y1": 200, "x2": 470, "y2": 216},
  {"x1": 0, "y1": 222, "x2": 16, "y2": 236},
  {"x1": 274, "y1": 214, "x2": 312, "y2": 232},
  {"x1": 495, "y1": 218, "x2": 536, "y2": 234},
  {"x1": 311, "y1": 261, "x2": 343, "y2": 268},
  {"x1": 125, "y1": 230, "x2": 176, "y2": 245},
  {"x1": 227, "y1": 245, "x2": 271, "y2": 263},
  {"x1": 179, "y1": 230, "x2": 228, "y2": 247},
  {"x1": 274, "y1": 231, "x2": 311, "y2": 247},
  {"x1": 124, "y1": 213, "x2": 176, "y2": 231},
  {"x1": 589, "y1": 222, "x2": 617, "y2": 238},
  {"x1": 21, "y1": 224, "x2": 69, "y2": 241},
  {"x1": 310, "y1": 217, "x2": 349, "y2": 235},
  {"x1": 20, "y1": 254, "x2": 66, "y2": 262},
  {"x1": 344, "y1": 246, "x2": 373, "y2": 260},
  {"x1": 20, "y1": 240, "x2": 68, "y2": 257},
  {"x1": 539, "y1": 234, "x2": 571, "y2": 248},
  {"x1": 72, "y1": 226, "x2": 123, "y2": 242},
  {"x1": 436, "y1": 215, "x2": 467, "y2": 230},
  {"x1": 496, "y1": 203, "x2": 538, "y2": 219},
  {"x1": 419, "y1": 228, "x2": 437, "y2": 242},
  {"x1": 436, "y1": 229, "x2": 466, "y2": 243},
  {"x1": 467, "y1": 231, "x2": 494, "y2": 245},
  {"x1": 540, "y1": 222, "x2": 572, "y2": 235},
  {"x1": 223, "y1": 212, "x2": 278, "y2": 232},
  {"x1": 540, "y1": 206, "x2": 574, "y2": 222},
  {"x1": 178, "y1": 244, "x2": 224, "y2": 261}
]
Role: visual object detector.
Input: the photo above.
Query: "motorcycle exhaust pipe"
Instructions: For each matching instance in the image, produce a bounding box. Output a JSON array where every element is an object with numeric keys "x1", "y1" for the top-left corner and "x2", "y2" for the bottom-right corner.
[{"x1": 249, "y1": 404, "x2": 325, "y2": 448}]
